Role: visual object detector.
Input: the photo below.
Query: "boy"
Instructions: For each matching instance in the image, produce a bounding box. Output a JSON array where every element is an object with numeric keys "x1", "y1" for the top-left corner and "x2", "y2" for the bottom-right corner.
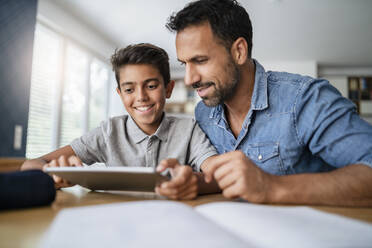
[{"x1": 22, "y1": 43, "x2": 219, "y2": 200}]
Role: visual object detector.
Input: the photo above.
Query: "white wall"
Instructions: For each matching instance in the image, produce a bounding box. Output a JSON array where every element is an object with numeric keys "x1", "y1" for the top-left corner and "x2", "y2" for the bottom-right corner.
[
  {"x1": 260, "y1": 60, "x2": 317, "y2": 78},
  {"x1": 322, "y1": 76, "x2": 348, "y2": 98},
  {"x1": 37, "y1": 0, "x2": 116, "y2": 59},
  {"x1": 108, "y1": 75, "x2": 127, "y2": 117}
]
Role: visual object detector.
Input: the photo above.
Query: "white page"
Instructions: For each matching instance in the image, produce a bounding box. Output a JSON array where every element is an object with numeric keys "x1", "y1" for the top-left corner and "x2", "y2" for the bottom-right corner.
[
  {"x1": 40, "y1": 201, "x2": 253, "y2": 248},
  {"x1": 195, "y1": 202, "x2": 372, "y2": 248}
]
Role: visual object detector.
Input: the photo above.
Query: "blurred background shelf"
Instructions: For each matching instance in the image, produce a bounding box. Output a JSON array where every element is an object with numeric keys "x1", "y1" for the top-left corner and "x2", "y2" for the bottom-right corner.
[{"x1": 348, "y1": 77, "x2": 372, "y2": 115}]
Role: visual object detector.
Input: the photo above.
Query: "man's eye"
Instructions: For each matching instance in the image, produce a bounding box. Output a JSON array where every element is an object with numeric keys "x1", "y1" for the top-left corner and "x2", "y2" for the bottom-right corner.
[
  {"x1": 179, "y1": 61, "x2": 186, "y2": 66},
  {"x1": 148, "y1": 84, "x2": 158, "y2": 89},
  {"x1": 196, "y1": 59, "x2": 207, "y2": 64}
]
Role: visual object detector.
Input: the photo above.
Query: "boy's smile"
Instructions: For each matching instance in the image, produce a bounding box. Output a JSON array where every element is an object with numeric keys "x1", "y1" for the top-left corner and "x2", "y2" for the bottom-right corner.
[{"x1": 117, "y1": 64, "x2": 174, "y2": 135}]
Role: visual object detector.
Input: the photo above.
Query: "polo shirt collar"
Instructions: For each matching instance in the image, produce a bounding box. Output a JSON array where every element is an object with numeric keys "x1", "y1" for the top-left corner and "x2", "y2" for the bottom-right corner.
[
  {"x1": 154, "y1": 113, "x2": 170, "y2": 142},
  {"x1": 127, "y1": 112, "x2": 169, "y2": 144},
  {"x1": 127, "y1": 115, "x2": 148, "y2": 144}
]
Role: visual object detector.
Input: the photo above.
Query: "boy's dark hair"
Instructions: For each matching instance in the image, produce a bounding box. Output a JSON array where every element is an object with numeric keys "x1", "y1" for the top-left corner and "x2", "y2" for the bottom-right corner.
[
  {"x1": 111, "y1": 43, "x2": 170, "y2": 89},
  {"x1": 166, "y1": 0, "x2": 253, "y2": 57}
]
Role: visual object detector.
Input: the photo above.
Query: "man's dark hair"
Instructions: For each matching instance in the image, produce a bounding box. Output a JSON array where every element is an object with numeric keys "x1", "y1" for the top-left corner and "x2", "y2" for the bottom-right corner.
[
  {"x1": 166, "y1": 0, "x2": 253, "y2": 57},
  {"x1": 111, "y1": 43, "x2": 170, "y2": 89}
]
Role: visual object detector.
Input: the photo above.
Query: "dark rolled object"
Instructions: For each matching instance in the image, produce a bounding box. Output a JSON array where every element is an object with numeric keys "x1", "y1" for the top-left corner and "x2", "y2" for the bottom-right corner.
[{"x1": 0, "y1": 170, "x2": 56, "y2": 210}]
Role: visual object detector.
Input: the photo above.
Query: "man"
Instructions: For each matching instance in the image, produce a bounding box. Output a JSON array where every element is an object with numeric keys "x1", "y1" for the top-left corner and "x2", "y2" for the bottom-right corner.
[{"x1": 166, "y1": 0, "x2": 372, "y2": 206}]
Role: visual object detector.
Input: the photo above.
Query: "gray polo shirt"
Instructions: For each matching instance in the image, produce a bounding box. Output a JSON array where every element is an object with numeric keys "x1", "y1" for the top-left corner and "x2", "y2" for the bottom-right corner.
[{"x1": 70, "y1": 114, "x2": 217, "y2": 172}]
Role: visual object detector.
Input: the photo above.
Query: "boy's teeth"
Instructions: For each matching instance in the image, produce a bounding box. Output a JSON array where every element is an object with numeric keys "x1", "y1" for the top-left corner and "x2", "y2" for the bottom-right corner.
[{"x1": 136, "y1": 106, "x2": 151, "y2": 111}]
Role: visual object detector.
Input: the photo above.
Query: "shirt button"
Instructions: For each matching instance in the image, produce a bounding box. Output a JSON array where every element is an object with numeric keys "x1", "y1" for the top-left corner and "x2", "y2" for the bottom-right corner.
[{"x1": 258, "y1": 154, "x2": 263, "y2": 160}]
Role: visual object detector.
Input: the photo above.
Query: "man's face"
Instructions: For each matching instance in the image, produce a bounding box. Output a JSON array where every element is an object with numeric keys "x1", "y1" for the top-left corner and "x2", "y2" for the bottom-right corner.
[
  {"x1": 116, "y1": 64, "x2": 173, "y2": 134},
  {"x1": 176, "y1": 22, "x2": 239, "y2": 106}
]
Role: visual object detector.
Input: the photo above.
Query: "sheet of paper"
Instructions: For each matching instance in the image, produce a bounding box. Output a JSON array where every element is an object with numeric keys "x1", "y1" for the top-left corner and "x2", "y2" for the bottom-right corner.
[
  {"x1": 196, "y1": 202, "x2": 372, "y2": 248},
  {"x1": 40, "y1": 200, "x2": 251, "y2": 248}
]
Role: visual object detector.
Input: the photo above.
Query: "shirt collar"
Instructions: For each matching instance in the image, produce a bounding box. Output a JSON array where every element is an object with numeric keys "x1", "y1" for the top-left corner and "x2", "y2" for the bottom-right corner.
[
  {"x1": 251, "y1": 59, "x2": 268, "y2": 110},
  {"x1": 127, "y1": 113, "x2": 169, "y2": 144},
  {"x1": 154, "y1": 113, "x2": 170, "y2": 142},
  {"x1": 210, "y1": 59, "x2": 269, "y2": 119},
  {"x1": 127, "y1": 115, "x2": 148, "y2": 143}
]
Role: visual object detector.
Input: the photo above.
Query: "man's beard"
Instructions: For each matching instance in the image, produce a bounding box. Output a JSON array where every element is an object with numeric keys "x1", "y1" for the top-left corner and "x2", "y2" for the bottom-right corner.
[{"x1": 193, "y1": 60, "x2": 240, "y2": 107}]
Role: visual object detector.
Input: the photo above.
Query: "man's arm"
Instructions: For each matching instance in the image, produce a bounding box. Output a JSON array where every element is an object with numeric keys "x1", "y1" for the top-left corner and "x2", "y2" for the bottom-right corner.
[
  {"x1": 269, "y1": 163, "x2": 372, "y2": 207},
  {"x1": 204, "y1": 151, "x2": 372, "y2": 207},
  {"x1": 198, "y1": 156, "x2": 221, "y2": 195}
]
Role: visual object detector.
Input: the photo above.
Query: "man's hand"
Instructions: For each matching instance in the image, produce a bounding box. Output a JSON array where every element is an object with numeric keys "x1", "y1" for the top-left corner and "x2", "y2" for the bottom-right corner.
[
  {"x1": 42, "y1": 155, "x2": 83, "y2": 189},
  {"x1": 203, "y1": 151, "x2": 273, "y2": 203},
  {"x1": 155, "y1": 159, "x2": 198, "y2": 200}
]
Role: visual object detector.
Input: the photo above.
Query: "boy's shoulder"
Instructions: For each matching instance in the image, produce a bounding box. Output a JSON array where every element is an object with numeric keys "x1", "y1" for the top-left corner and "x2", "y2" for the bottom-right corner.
[
  {"x1": 108, "y1": 114, "x2": 130, "y2": 123},
  {"x1": 98, "y1": 115, "x2": 130, "y2": 135},
  {"x1": 164, "y1": 113, "x2": 195, "y2": 123},
  {"x1": 163, "y1": 113, "x2": 197, "y2": 130}
]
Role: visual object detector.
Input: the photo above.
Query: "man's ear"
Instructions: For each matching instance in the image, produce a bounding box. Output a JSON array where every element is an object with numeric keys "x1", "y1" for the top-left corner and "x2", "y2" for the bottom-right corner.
[
  {"x1": 165, "y1": 80, "x2": 175, "y2": 99},
  {"x1": 231, "y1": 37, "x2": 248, "y2": 65}
]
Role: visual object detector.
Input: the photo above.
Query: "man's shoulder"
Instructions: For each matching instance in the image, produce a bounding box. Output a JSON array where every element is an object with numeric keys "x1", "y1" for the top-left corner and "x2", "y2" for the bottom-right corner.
[
  {"x1": 265, "y1": 71, "x2": 333, "y2": 101},
  {"x1": 195, "y1": 101, "x2": 215, "y2": 123},
  {"x1": 266, "y1": 70, "x2": 316, "y2": 88}
]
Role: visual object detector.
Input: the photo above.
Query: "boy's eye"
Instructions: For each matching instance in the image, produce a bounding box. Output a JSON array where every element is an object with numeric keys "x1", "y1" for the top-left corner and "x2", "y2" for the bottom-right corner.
[
  {"x1": 124, "y1": 88, "x2": 134, "y2": 93},
  {"x1": 179, "y1": 61, "x2": 186, "y2": 66}
]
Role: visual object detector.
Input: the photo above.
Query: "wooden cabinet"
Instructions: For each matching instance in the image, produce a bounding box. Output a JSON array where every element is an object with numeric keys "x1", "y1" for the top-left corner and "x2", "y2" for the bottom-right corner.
[
  {"x1": 0, "y1": 158, "x2": 25, "y2": 172},
  {"x1": 165, "y1": 79, "x2": 198, "y2": 115},
  {"x1": 348, "y1": 77, "x2": 372, "y2": 114}
]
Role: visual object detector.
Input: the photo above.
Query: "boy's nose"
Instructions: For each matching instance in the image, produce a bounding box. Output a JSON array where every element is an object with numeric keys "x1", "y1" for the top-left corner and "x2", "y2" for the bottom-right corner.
[
  {"x1": 137, "y1": 88, "x2": 149, "y2": 102},
  {"x1": 184, "y1": 64, "x2": 201, "y2": 87}
]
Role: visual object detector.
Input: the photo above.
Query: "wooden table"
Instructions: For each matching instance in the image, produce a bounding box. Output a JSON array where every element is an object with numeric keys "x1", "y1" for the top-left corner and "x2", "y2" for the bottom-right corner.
[{"x1": 1, "y1": 186, "x2": 372, "y2": 248}]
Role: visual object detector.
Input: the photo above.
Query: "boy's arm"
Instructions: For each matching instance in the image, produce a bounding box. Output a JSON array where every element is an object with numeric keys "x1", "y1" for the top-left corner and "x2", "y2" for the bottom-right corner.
[
  {"x1": 21, "y1": 145, "x2": 77, "y2": 170},
  {"x1": 22, "y1": 145, "x2": 83, "y2": 189}
]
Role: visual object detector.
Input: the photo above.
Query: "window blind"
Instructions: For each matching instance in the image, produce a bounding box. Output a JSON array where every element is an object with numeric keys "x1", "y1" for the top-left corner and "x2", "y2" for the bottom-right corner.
[{"x1": 26, "y1": 25, "x2": 62, "y2": 158}]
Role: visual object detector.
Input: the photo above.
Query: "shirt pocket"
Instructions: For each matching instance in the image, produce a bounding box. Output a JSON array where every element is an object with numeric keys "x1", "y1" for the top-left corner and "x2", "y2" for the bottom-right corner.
[{"x1": 245, "y1": 142, "x2": 285, "y2": 175}]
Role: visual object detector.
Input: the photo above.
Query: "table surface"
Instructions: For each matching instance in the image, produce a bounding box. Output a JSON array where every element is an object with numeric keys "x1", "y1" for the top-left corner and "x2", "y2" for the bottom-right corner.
[{"x1": 1, "y1": 186, "x2": 372, "y2": 248}]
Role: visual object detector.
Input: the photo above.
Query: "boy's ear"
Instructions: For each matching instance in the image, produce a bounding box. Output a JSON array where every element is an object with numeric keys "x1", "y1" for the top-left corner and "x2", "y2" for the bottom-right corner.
[
  {"x1": 116, "y1": 87, "x2": 121, "y2": 95},
  {"x1": 165, "y1": 80, "x2": 175, "y2": 99}
]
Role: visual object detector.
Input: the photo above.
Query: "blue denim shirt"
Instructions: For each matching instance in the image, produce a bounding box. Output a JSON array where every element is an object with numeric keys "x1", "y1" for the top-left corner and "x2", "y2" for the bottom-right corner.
[{"x1": 195, "y1": 60, "x2": 372, "y2": 175}]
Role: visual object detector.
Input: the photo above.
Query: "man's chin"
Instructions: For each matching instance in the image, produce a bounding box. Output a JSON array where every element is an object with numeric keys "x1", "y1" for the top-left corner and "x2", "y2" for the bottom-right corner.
[{"x1": 201, "y1": 97, "x2": 220, "y2": 107}]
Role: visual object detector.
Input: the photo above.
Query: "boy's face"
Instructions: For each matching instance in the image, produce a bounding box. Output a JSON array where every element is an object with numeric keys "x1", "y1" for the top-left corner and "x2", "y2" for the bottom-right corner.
[{"x1": 116, "y1": 64, "x2": 174, "y2": 135}]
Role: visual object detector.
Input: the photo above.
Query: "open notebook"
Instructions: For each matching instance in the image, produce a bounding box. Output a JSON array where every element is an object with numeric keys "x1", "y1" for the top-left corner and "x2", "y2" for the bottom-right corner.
[{"x1": 41, "y1": 201, "x2": 372, "y2": 248}]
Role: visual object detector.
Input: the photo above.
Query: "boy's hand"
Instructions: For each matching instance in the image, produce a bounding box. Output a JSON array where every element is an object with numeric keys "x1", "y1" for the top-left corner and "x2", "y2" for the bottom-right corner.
[
  {"x1": 155, "y1": 159, "x2": 198, "y2": 200},
  {"x1": 42, "y1": 155, "x2": 83, "y2": 189}
]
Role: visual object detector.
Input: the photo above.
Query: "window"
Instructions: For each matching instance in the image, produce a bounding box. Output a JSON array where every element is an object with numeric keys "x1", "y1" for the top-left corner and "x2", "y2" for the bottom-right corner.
[
  {"x1": 89, "y1": 59, "x2": 109, "y2": 130},
  {"x1": 26, "y1": 25, "x2": 62, "y2": 158},
  {"x1": 26, "y1": 23, "x2": 111, "y2": 158},
  {"x1": 59, "y1": 44, "x2": 89, "y2": 147}
]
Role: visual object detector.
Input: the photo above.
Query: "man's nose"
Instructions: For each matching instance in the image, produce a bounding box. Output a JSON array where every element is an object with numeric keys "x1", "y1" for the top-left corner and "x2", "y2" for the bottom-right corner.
[{"x1": 184, "y1": 64, "x2": 201, "y2": 87}]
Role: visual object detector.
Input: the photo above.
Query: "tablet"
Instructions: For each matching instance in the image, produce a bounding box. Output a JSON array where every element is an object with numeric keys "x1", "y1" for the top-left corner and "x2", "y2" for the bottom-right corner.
[{"x1": 44, "y1": 167, "x2": 170, "y2": 192}]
